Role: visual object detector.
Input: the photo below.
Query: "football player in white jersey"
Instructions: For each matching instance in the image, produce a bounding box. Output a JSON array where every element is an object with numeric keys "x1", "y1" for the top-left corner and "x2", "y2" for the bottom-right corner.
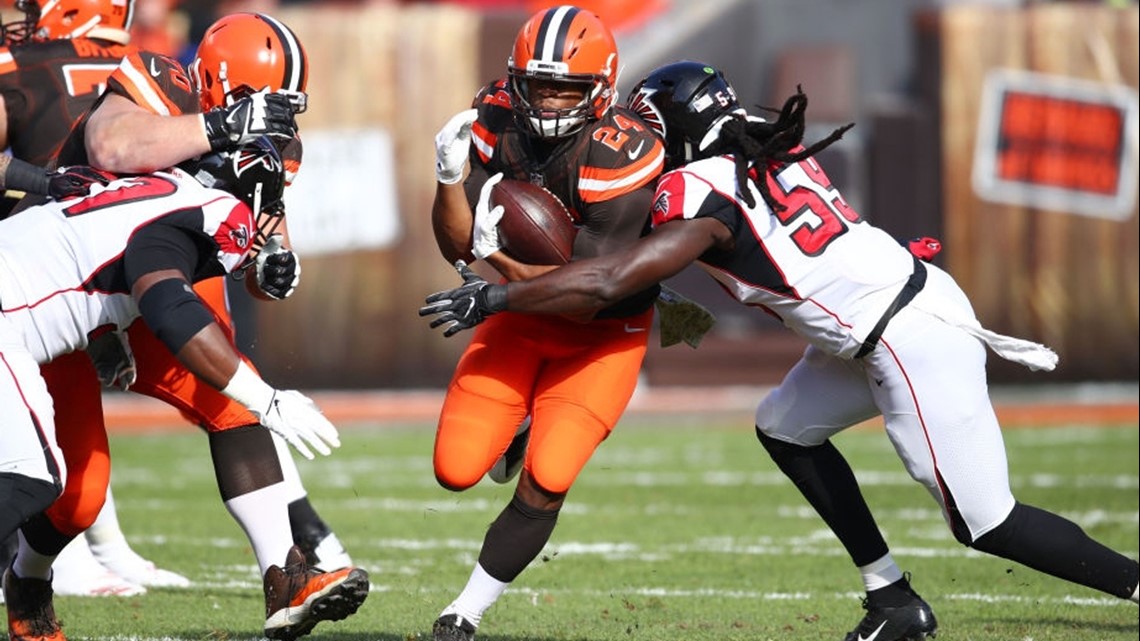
[
  {"x1": 421, "y1": 61, "x2": 1140, "y2": 641},
  {"x1": 0, "y1": 137, "x2": 341, "y2": 639}
]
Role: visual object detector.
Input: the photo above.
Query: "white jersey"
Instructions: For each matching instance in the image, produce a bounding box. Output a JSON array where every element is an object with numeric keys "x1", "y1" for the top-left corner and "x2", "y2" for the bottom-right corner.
[
  {"x1": 0, "y1": 168, "x2": 256, "y2": 364},
  {"x1": 650, "y1": 153, "x2": 916, "y2": 358}
]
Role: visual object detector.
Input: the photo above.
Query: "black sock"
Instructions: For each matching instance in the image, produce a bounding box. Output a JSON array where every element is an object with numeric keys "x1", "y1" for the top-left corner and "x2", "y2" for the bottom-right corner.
[
  {"x1": 756, "y1": 429, "x2": 890, "y2": 565},
  {"x1": 477, "y1": 495, "x2": 559, "y2": 582},
  {"x1": 972, "y1": 502, "x2": 1140, "y2": 599},
  {"x1": 208, "y1": 425, "x2": 284, "y2": 500}
]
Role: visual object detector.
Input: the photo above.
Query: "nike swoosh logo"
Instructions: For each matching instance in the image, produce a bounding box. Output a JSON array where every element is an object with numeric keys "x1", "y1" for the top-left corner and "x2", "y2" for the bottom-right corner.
[
  {"x1": 626, "y1": 140, "x2": 645, "y2": 160},
  {"x1": 149, "y1": 57, "x2": 161, "y2": 77},
  {"x1": 624, "y1": 324, "x2": 646, "y2": 333},
  {"x1": 857, "y1": 621, "x2": 888, "y2": 641}
]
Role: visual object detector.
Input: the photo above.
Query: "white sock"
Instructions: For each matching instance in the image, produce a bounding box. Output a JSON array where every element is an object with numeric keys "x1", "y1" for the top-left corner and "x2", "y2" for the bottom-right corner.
[
  {"x1": 858, "y1": 553, "x2": 905, "y2": 592},
  {"x1": 13, "y1": 531, "x2": 56, "y2": 580},
  {"x1": 271, "y1": 431, "x2": 308, "y2": 504},
  {"x1": 1130, "y1": 583, "x2": 1138, "y2": 603},
  {"x1": 440, "y1": 563, "x2": 510, "y2": 628},
  {"x1": 223, "y1": 481, "x2": 294, "y2": 576},
  {"x1": 85, "y1": 486, "x2": 131, "y2": 551}
]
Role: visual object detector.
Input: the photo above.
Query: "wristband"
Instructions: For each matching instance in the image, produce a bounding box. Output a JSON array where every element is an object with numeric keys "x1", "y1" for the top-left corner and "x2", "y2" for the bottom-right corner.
[
  {"x1": 221, "y1": 360, "x2": 276, "y2": 414},
  {"x1": 2, "y1": 156, "x2": 51, "y2": 195},
  {"x1": 484, "y1": 284, "x2": 509, "y2": 313}
]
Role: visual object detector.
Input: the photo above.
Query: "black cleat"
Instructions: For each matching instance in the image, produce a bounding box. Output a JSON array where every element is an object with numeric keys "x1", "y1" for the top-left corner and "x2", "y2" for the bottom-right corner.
[
  {"x1": 432, "y1": 613, "x2": 477, "y2": 641},
  {"x1": 842, "y1": 590, "x2": 937, "y2": 641}
]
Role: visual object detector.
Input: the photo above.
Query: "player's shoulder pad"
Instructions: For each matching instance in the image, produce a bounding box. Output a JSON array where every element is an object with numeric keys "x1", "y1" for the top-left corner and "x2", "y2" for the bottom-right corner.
[
  {"x1": 473, "y1": 78, "x2": 513, "y2": 131},
  {"x1": 0, "y1": 38, "x2": 71, "y2": 75},
  {"x1": 585, "y1": 106, "x2": 665, "y2": 171},
  {"x1": 650, "y1": 164, "x2": 727, "y2": 228},
  {"x1": 109, "y1": 51, "x2": 197, "y2": 116}
]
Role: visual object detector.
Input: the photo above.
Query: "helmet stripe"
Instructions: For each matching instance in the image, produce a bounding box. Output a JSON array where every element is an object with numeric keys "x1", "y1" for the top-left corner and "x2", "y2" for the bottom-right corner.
[
  {"x1": 258, "y1": 13, "x2": 306, "y2": 93},
  {"x1": 536, "y1": 5, "x2": 579, "y2": 63},
  {"x1": 121, "y1": 0, "x2": 136, "y2": 31}
]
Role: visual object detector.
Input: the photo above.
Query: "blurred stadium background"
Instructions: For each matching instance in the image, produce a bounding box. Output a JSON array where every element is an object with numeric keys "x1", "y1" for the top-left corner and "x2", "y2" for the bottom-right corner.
[{"x1": 6, "y1": 0, "x2": 1138, "y2": 398}]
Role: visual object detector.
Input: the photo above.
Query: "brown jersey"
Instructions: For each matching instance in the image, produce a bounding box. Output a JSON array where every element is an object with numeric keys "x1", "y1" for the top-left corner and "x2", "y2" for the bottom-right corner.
[
  {"x1": 0, "y1": 37, "x2": 134, "y2": 165},
  {"x1": 467, "y1": 79, "x2": 666, "y2": 317},
  {"x1": 54, "y1": 50, "x2": 198, "y2": 167}
]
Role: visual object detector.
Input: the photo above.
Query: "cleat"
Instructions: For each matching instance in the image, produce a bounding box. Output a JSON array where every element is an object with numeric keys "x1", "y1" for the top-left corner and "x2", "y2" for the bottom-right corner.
[
  {"x1": 432, "y1": 614, "x2": 477, "y2": 641},
  {"x1": 4, "y1": 567, "x2": 66, "y2": 641},
  {"x1": 263, "y1": 545, "x2": 369, "y2": 641},
  {"x1": 842, "y1": 587, "x2": 937, "y2": 641},
  {"x1": 50, "y1": 538, "x2": 145, "y2": 597},
  {"x1": 487, "y1": 417, "x2": 531, "y2": 484},
  {"x1": 89, "y1": 541, "x2": 191, "y2": 588}
]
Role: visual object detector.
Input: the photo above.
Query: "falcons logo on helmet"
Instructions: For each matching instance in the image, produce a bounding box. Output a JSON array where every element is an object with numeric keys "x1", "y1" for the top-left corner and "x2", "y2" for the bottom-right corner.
[{"x1": 628, "y1": 88, "x2": 666, "y2": 140}]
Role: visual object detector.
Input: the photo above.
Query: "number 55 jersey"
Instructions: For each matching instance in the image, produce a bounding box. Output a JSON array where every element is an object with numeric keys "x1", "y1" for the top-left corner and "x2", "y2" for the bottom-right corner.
[{"x1": 650, "y1": 152, "x2": 919, "y2": 359}]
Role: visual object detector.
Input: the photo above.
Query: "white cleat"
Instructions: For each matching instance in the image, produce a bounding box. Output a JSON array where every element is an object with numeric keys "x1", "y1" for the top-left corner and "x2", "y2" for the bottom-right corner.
[
  {"x1": 52, "y1": 537, "x2": 146, "y2": 597},
  {"x1": 90, "y1": 541, "x2": 191, "y2": 588}
]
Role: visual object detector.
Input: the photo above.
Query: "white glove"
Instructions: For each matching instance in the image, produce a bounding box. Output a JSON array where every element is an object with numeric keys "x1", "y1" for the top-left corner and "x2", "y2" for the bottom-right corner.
[
  {"x1": 255, "y1": 234, "x2": 301, "y2": 300},
  {"x1": 472, "y1": 172, "x2": 505, "y2": 260},
  {"x1": 222, "y1": 361, "x2": 340, "y2": 460},
  {"x1": 253, "y1": 389, "x2": 341, "y2": 460},
  {"x1": 434, "y1": 108, "x2": 477, "y2": 184}
]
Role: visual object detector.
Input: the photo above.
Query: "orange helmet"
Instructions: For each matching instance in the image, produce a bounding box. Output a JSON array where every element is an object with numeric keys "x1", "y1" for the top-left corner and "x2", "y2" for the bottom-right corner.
[
  {"x1": 2, "y1": 0, "x2": 134, "y2": 43},
  {"x1": 507, "y1": 5, "x2": 618, "y2": 138},
  {"x1": 189, "y1": 12, "x2": 308, "y2": 114}
]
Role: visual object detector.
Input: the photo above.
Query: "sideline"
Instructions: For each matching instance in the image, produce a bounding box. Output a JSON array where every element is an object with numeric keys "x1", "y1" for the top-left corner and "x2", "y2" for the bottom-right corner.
[{"x1": 101, "y1": 383, "x2": 1138, "y2": 433}]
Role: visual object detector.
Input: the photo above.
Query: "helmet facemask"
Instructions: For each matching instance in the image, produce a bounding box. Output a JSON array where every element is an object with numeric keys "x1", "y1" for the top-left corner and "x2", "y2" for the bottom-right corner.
[
  {"x1": 508, "y1": 70, "x2": 609, "y2": 139},
  {"x1": 2, "y1": 0, "x2": 39, "y2": 44}
]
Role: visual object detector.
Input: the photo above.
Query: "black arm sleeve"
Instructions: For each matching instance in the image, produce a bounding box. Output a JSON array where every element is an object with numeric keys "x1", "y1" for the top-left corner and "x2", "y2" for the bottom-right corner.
[{"x1": 124, "y1": 222, "x2": 217, "y2": 354}]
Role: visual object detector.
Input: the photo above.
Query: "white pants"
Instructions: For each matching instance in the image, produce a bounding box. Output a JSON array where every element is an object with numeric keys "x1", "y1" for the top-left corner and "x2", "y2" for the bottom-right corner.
[
  {"x1": 756, "y1": 265, "x2": 1017, "y2": 541},
  {"x1": 1, "y1": 313, "x2": 65, "y2": 488}
]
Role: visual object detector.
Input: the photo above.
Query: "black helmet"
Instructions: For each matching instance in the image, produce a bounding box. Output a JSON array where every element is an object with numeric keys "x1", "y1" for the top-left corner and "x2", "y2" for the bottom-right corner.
[
  {"x1": 180, "y1": 135, "x2": 286, "y2": 266},
  {"x1": 181, "y1": 135, "x2": 285, "y2": 215},
  {"x1": 626, "y1": 60, "x2": 741, "y2": 169}
]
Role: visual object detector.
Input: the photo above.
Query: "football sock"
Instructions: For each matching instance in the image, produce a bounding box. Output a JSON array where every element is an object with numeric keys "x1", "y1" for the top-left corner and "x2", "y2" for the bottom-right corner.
[
  {"x1": 477, "y1": 495, "x2": 559, "y2": 583},
  {"x1": 867, "y1": 574, "x2": 917, "y2": 608},
  {"x1": 1131, "y1": 583, "x2": 1138, "y2": 603},
  {"x1": 755, "y1": 429, "x2": 889, "y2": 565},
  {"x1": 223, "y1": 482, "x2": 294, "y2": 577},
  {"x1": 971, "y1": 502, "x2": 1140, "y2": 599},
  {"x1": 859, "y1": 552, "x2": 905, "y2": 592},
  {"x1": 271, "y1": 430, "x2": 307, "y2": 503},
  {"x1": 441, "y1": 563, "x2": 509, "y2": 628},
  {"x1": 209, "y1": 424, "x2": 285, "y2": 500},
  {"x1": 84, "y1": 485, "x2": 128, "y2": 548},
  {"x1": 12, "y1": 531, "x2": 57, "y2": 580}
]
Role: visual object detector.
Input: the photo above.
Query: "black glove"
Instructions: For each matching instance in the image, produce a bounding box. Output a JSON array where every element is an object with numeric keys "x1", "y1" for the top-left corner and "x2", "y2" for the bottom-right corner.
[
  {"x1": 48, "y1": 166, "x2": 115, "y2": 200},
  {"x1": 255, "y1": 235, "x2": 301, "y2": 300},
  {"x1": 201, "y1": 92, "x2": 298, "y2": 152},
  {"x1": 85, "y1": 325, "x2": 136, "y2": 391},
  {"x1": 419, "y1": 260, "x2": 508, "y2": 337}
]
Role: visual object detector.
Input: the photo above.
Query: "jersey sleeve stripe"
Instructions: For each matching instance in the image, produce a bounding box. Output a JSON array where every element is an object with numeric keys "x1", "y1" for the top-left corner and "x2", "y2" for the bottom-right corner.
[
  {"x1": 472, "y1": 121, "x2": 497, "y2": 164},
  {"x1": 114, "y1": 54, "x2": 178, "y2": 116},
  {"x1": 0, "y1": 50, "x2": 15, "y2": 74},
  {"x1": 577, "y1": 141, "x2": 664, "y2": 202}
]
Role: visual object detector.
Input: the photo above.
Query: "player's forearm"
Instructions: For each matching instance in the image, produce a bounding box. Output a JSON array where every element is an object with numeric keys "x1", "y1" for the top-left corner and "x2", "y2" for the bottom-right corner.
[
  {"x1": 86, "y1": 111, "x2": 211, "y2": 173},
  {"x1": 431, "y1": 183, "x2": 476, "y2": 263}
]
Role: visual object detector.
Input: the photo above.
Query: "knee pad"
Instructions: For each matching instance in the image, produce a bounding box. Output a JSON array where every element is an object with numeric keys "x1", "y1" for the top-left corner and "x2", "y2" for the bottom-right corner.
[{"x1": 0, "y1": 474, "x2": 60, "y2": 541}]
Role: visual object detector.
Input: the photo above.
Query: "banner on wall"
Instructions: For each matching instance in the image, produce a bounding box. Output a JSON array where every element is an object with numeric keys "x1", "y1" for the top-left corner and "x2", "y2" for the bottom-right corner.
[
  {"x1": 972, "y1": 69, "x2": 1139, "y2": 221},
  {"x1": 283, "y1": 128, "x2": 402, "y2": 255}
]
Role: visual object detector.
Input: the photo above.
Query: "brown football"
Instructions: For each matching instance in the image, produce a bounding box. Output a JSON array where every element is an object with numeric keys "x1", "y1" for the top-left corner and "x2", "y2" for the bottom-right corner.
[{"x1": 490, "y1": 179, "x2": 577, "y2": 265}]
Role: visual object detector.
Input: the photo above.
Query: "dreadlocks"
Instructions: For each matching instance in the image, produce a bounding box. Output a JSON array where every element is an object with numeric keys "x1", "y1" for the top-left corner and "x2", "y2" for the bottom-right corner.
[{"x1": 703, "y1": 87, "x2": 854, "y2": 212}]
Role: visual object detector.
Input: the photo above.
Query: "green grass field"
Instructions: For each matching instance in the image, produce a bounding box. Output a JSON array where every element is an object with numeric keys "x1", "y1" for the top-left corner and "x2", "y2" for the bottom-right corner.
[{"x1": 24, "y1": 415, "x2": 1139, "y2": 641}]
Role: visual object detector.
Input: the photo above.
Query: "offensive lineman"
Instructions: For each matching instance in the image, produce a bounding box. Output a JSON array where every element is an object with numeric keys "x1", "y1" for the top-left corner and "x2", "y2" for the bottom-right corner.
[{"x1": 421, "y1": 60, "x2": 1140, "y2": 641}]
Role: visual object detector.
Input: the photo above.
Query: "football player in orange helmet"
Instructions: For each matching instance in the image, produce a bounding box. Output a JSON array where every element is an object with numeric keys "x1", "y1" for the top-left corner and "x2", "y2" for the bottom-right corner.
[
  {"x1": 1, "y1": 0, "x2": 134, "y2": 44},
  {"x1": 5, "y1": 11, "x2": 368, "y2": 640},
  {"x1": 428, "y1": 6, "x2": 665, "y2": 640}
]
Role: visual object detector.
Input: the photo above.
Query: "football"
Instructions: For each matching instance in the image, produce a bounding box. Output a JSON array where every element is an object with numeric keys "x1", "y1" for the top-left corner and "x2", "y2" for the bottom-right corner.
[{"x1": 490, "y1": 179, "x2": 577, "y2": 265}]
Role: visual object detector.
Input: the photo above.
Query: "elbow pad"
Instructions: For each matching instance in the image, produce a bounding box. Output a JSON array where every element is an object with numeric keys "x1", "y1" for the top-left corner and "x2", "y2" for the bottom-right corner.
[{"x1": 135, "y1": 279, "x2": 215, "y2": 354}]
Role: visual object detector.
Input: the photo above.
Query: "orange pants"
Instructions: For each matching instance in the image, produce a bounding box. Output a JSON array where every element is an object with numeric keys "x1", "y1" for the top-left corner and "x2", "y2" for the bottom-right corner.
[
  {"x1": 433, "y1": 307, "x2": 652, "y2": 495},
  {"x1": 42, "y1": 276, "x2": 258, "y2": 536}
]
